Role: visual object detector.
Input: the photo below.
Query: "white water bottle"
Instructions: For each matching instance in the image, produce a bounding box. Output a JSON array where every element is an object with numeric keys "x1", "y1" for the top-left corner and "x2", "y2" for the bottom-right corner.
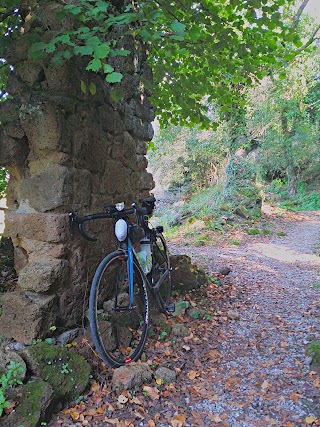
[{"x1": 138, "y1": 236, "x2": 152, "y2": 273}]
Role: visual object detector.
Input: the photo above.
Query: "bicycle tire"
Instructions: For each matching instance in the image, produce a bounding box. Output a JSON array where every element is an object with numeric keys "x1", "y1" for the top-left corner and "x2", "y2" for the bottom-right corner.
[
  {"x1": 89, "y1": 250, "x2": 149, "y2": 368},
  {"x1": 152, "y1": 232, "x2": 172, "y2": 313}
]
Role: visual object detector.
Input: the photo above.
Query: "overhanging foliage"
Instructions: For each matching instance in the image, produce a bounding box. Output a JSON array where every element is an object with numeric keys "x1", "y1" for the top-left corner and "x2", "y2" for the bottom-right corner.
[{"x1": 0, "y1": 0, "x2": 315, "y2": 127}]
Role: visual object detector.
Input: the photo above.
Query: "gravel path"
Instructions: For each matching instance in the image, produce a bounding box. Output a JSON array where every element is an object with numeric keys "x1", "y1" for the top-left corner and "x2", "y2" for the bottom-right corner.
[
  {"x1": 170, "y1": 210, "x2": 320, "y2": 426},
  {"x1": 48, "y1": 209, "x2": 320, "y2": 427}
]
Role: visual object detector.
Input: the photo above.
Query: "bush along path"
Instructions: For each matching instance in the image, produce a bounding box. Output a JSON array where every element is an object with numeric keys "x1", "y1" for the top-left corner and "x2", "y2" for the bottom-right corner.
[{"x1": 47, "y1": 209, "x2": 320, "y2": 427}]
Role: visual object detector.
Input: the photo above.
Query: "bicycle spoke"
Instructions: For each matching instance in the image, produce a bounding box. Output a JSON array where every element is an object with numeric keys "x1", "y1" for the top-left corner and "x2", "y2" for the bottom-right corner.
[{"x1": 89, "y1": 252, "x2": 149, "y2": 367}]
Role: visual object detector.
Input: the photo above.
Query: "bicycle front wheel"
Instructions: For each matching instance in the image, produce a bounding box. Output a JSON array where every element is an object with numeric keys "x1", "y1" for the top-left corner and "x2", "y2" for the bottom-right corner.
[
  {"x1": 89, "y1": 251, "x2": 149, "y2": 368},
  {"x1": 152, "y1": 232, "x2": 172, "y2": 313}
]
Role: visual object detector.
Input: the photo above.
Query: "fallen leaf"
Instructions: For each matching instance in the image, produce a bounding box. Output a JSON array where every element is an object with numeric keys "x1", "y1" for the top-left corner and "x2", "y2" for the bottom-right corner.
[
  {"x1": 104, "y1": 418, "x2": 120, "y2": 426},
  {"x1": 143, "y1": 386, "x2": 160, "y2": 400},
  {"x1": 261, "y1": 380, "x2": 269, "y2": 392},
  {"x1": 176, "y1": 413, "x2": 186, "y2": 423},
  {"x1": 171, "y1": 420, "x2": 183, "y2": 427},
  {"x1": 118, "y1": 394, "x2": 128, "y2": 404},
  {"x1": 70, "y1": 411, "x2": 80, "y2": 421},
  {"x1": 208, "y1": 413, "x2": 222, "y2": 423},
  {"x1": 313, "y1": 377, "x2": 320, "y2": 388},
  {"x1": 290, "y1": 392, "x2": 300, "y2": 402},
  {"x1": 187, "y1": 370, "x2": 199, "y2": 380},
  {"x1": 148, "y1": 420, "x2": 156, "y2": 427},
  {"x1": 91, "y1": 381, "x2": 100, "y2": 393},
  {"x1": 156, "y1": 378, "x2": 163, "y2": 385},
  {"x1": 306, "y1": 416, "x2": 317, "y2": 424}
]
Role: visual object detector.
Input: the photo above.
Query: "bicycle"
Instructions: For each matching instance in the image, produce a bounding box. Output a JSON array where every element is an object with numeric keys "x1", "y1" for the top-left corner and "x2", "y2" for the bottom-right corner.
[{"x1": 69, "y1": 197, "x2": 174, "y2": 368}]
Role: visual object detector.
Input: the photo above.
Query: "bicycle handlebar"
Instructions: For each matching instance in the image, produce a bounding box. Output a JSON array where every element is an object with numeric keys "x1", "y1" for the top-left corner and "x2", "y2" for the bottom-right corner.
[{"x1": 69, "y1": 200, "x2": 153, "y2": 242}]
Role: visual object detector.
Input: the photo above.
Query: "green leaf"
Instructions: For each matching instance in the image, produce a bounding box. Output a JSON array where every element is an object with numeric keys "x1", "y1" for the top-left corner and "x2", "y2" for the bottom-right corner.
[
  {"x1": 45, "y1": 43, "x2": 56, "y2": 54},
  {"x1": 74, "y1": 45, "x2": 94, "y2": 56},
  {"x1": 89, "y1": 82, "x2": 97, "y2": 95},
  {"x1": 64, "y1": 5, "x2": 82, "y2": 15},
  {"x1": 110, "y1": 49, "x2": 131, "y2": 57},
  {"x1": 103, "y1": 64, "x2": 114, "y2": 73},
  {"x1": 106, "y1": 72, "x2": 123, "y2": 83},
  {"x1": 86, "y1": 58, "x2": 102, "y2": 71},
  {"x1": 52, "y1": 34, "x2": 71, "y2": 44},
  {"x1": 93, "y1": 43, "x2": 110, "y2": 59},
  {"x1": 29, "y1": 42, "x2": 47, "y2": 55},
  {"x1": 85, "y1": 36, "x2": 101, "y2": 47},
  {"x1": 170, "y1": 21, "x2": 186, "y2": 36},
  {"x1": 110, "y1": 89, "x2": 124, "y2": 102},
  {"x1": 96, "y1": 1, "x2": 108, "y2": 12},
  {"x1": 80, "y1": 80, "x2": 87, "y2": 93}
]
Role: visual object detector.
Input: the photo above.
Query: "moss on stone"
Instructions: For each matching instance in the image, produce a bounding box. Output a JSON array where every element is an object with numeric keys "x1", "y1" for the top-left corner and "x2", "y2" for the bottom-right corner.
[
  {"x1": 2, "y1": 379, "x2": 53, "y2": 427},
  {"x1": 27, "y1": 342, "x2": 91, "y2": 400},
  {"x1": 307, "y1": 340, "x2": 320, "y2": 366}
]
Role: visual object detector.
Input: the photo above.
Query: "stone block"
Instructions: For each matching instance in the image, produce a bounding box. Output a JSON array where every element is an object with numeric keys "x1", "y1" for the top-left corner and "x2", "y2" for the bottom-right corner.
[
  {"x1": 18, "y1": 258, "x2": 70, "y2": 292},
  {"x1": 18, "y1": 238, "x2": 66, "y2": 260},
  {"x1": 98, "y1": 105, "x2": 124, "y2": 134},
  {"x1": 19, "y1": 164, "x2": 72, "y2": 212},
  {"x1": 19, "y1": 102, "x2": 61, "y2": 153},
  {"x1": 5, "y1": 211, "x2": 69, "y2": 243},
  {"x1": 170, "y1": 254, "x2": 210, "y2": 293},
  {"x1": 0, "y1": 291, "x2": 58, "y2": 344},
  {"x1": 140, "y1": 171, "x2": 155, "y2": 191},
  {"x1": 0, "y1": 126, "x2": 29, "y2": 166}
]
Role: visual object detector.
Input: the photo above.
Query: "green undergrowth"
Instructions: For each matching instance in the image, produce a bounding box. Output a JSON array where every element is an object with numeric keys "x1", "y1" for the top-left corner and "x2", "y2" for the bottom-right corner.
[
  {"x1": 307, "y1": 341, "x2": 320, "y2": 367},
  {"x1": 266, "y1": 180, "x2": 320, "y2": 211}
]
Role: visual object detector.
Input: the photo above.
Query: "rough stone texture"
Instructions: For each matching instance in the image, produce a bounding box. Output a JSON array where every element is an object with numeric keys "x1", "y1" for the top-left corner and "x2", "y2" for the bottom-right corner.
[
  {"x1": 1, "y1": 380, "x2": 54, "y2": 427},
  {"x1": 155, "y1": 367, "x2": 176, "y2": 384},
  {"x1": 171, "y1": 323, "x2": 190, "y2": 337},
  {"x1": 0, "y1": 292, "x2": 58, "y2": 345},
  {"x1": 0, "y1": 348, "x2": 27, "y2": 380},
  {"x1": 112, "y1": 363, "x2": 152, "y2": 390},
  {"x1": 0, "y1": 1, "x2": 155, "y2": 343},
  {"x1": 22, "y1": 342, "x2": 91, "y2": 401},
  {"x1": 170, "y1": 254, "x2": 210, "y2": 293}
]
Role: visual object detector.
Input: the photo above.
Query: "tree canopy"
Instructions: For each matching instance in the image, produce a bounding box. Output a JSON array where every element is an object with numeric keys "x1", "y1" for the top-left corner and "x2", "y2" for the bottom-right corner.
[{"x1": 1, "y1": 0, "x2": 315, "y2": 127}]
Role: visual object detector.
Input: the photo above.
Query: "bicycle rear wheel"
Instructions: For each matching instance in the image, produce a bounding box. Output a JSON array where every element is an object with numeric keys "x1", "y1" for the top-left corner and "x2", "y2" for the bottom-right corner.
[
  {"x1": 152, "y1": 232, "x2": 172, "y2": 313},
  {"x1": 89, "y1": 250, "x2": 149, "y2": 368}
]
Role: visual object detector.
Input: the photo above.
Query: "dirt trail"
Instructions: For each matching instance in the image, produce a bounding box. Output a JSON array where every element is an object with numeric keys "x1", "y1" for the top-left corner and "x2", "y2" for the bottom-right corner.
[
  {"x1": 48, "y1": 209, "x2": 320, "y2": 427},
  {"x1": 170, "y1": 209, "x2": 320, "y2": 426}
]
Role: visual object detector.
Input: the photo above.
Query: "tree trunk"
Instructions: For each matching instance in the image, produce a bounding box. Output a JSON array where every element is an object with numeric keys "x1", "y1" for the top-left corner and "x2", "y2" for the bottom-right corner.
[{"x1": 287, "y1": 165, "x2": 299, "y2": 197}]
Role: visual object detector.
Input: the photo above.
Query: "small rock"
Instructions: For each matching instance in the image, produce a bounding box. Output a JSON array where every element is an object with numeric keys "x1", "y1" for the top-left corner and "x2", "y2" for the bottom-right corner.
[
  {"x1": 5, "y1": 341, "x2": 26, "y2": 351},
  {"x1": 57, "y1": 328, "x2": 82, "y2": 345},
  {"x1": 227, "y1": 310, "x2": 240, "y2": 320},
  {"x1": 189, "y1": 308, "x2": 208, "y2": 320},
  {"x1": 172, "y1": 323, "x2": 190, "y2": 337},
  {"x1": 112, "y1": 363, "x2": 152, "y2": 390},
  {"x1": 219, "y1": 266, "x2": 232, "y2": 276},
  {"x1": 155, "y1": 366, "x2": 176, "y2": 384},
  {"x1": 173, "y1": 300, "x2": 190, "y2": 317}
]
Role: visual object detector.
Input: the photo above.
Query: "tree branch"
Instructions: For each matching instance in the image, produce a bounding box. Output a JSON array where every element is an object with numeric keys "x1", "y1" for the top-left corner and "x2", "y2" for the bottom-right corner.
[{"x1": 292, "y1": 0, "x2": 309, "y2": 29}]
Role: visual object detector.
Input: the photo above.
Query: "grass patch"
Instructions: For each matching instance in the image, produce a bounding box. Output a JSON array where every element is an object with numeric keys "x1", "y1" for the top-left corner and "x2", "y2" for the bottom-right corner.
[
  {"x1": 262, "y1": 229, "x2": 272, "y2": 235},
  {"x1": 194, "y1": 234, "x2": 210, "y2": 247},
  {"x1": 229, "y1": 240, "x2": 241, "y2": 245},
  {"x1": 246, "y1": 228, "x2": 260, "y2": 235},
  {"x1": 277, "y1": 231, "x2": 287, "y2": 237}
]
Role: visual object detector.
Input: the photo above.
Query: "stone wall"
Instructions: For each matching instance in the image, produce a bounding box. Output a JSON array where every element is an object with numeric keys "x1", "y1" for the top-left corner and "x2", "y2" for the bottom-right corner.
[{"x1": 0, "y1": 2, "x2": 154, "y2": 344}]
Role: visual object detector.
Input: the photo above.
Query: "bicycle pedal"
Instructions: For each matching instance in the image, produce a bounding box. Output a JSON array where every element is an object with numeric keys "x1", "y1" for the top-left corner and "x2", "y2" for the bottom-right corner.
[{"x1": 165, "y1": 303, "x2": 175, "y2": 313}]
